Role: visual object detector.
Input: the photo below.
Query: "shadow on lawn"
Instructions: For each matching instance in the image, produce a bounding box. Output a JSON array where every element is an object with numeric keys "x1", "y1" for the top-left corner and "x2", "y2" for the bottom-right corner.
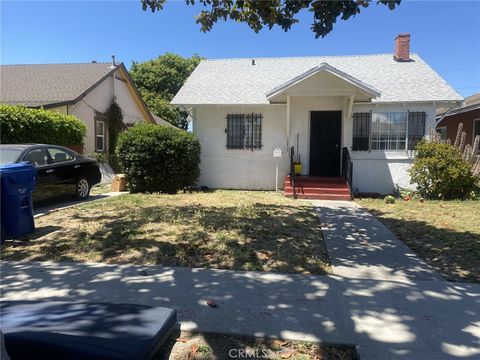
[
  {"x1": 367, "y1": 209, "x2": 480, "y2": 283},
  {"x1": 1, "y1": 202, "x2": 329, "y2": 275}
]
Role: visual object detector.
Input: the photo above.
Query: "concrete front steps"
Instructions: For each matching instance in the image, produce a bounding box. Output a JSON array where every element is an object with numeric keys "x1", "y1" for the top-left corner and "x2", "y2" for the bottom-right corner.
[{"x1": 284, "y1": 176, "x2": 351, "y2": 200}]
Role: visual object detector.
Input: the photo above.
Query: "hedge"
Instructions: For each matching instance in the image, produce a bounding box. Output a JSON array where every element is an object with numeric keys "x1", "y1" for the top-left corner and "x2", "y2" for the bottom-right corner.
[
  {"x1": 116, "y1": 123, "x2": 200, "y2": 193},
  {"x1": 0, "y1": 105, "x2": 86, "y2": 146}
]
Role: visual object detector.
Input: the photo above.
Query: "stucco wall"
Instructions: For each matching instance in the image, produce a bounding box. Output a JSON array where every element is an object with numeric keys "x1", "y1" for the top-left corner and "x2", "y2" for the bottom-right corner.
[
  {"x1": 66, "y1": 71, "x2": 147, "y2": 154},
  {"x1": 350, "y1": 102, "x2": 436, "y2": 194},
  {"x1": 192, "y1": 101, "x2": 436, "y2": 193},
  {"x1": 195, "y1": 105, "x2": 289, "y2": 190}
]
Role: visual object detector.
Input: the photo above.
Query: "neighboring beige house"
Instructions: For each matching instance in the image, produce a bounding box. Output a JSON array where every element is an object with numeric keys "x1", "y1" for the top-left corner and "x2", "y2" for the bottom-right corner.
[{"x1": 0, "y1": 60, "x2": 155, "y2": 154}]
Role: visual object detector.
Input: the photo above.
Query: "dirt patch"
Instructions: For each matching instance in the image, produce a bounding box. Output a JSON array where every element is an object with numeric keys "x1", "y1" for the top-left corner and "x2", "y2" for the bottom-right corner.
[{"x1": 159, "y1": 331, "x2": 358, "y2": 360}]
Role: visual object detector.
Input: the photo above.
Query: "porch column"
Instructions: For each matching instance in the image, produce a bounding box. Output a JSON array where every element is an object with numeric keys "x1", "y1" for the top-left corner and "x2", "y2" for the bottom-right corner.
[{"x1": 286, "y1": 95, "x2": 291, "y2": 140}]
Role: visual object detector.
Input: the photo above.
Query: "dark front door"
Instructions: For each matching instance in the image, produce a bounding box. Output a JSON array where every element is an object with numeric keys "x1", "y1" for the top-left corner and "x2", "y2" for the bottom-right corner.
[{"x1": 309, "y1": 111, "x2": 342, "y2": 176}]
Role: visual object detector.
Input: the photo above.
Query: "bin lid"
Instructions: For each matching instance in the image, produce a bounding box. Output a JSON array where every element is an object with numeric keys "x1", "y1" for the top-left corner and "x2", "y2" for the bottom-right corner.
[{"x1": 0, "y1": 162, "x2": 35, "y2": 172}]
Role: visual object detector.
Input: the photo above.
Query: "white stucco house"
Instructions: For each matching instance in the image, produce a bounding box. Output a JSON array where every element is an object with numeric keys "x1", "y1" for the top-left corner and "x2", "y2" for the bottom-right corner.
[
  {"x1": 171, "y1": 34, "x2": 463, "y2": 196},
  {"x1": 0, "y1": 59, "x2": 156, "y2": 154}
]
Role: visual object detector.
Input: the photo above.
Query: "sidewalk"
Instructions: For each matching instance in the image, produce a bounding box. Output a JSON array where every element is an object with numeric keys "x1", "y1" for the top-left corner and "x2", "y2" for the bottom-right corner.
[
  {"x1": 1, "y1": 261, "x2": 479, "y2": 359},
  {"x1": 313, "y1": 200, "x2": 443, "y2": 283}
]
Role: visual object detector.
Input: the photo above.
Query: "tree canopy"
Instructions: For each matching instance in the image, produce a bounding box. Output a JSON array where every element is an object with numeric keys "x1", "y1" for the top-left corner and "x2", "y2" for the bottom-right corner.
[
  {"x1": 130, "y1": 53, "x2": 202, "y2": 129},
  {"x1": 141, "y1": 0, "x2": 401, "y2": 38}
]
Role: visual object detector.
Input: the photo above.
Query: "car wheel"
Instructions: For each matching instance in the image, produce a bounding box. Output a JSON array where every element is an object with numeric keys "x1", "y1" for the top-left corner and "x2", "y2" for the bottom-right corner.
[{"x1": 75, "y1": 177, "x2": 91, "y2": 200}]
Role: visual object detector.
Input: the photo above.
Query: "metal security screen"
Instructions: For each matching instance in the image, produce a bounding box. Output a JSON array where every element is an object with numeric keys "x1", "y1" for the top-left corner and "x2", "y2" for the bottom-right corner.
[
  {"x1": 408, "y1": 111, "x2": 426, "y2": 150},
  {"x1": 226, "y1": 113, "x2": 262, "y2": 150},
  {"x1": 352, "y1": 112, "x2": 371, "y2": 151}
]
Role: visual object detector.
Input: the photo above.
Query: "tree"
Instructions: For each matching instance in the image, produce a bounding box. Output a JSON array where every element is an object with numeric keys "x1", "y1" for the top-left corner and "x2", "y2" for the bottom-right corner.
[
  {"x1": 130, "y1": 53, "x2": 202, "y2": 129},
  {"x1": 141, "y1": 0, "x2": 401, "y2": 38}
]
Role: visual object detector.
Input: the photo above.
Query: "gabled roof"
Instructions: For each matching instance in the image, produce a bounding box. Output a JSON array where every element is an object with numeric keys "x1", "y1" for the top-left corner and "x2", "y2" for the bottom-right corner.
[
  {"x1": 0, "y1": 62, "x2": 117, "y2": 107},
  {"x1": 0, "y1": 62, "x2": 154, "y2": 123},
  {"x1": 171, "y1": 54, "x2": 463, "y2": 105},
  {"x1": 151, "y1": 113, "x2": 175, "y2": 127},
  {"x1": 266, "y1": 62, "x2": 381, "y2": 100}
]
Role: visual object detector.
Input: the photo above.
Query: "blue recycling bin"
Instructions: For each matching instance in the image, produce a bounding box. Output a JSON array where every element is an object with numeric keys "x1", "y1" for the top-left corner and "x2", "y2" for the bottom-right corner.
[{"x1": 0, "y1": 163, "x2": 37, "y2": 239}]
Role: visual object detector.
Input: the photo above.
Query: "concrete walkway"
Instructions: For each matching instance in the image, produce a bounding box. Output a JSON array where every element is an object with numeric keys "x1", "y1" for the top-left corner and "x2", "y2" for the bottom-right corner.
[
  {"x1": 313, "y1": 201, "x2": 443, "y2": 283},
  {"x1": 1, "y1": 261, "x2": 479, "y2": 359},
  {"x1": 34, "y1": 192, "x2": 126, "y2": 218}
]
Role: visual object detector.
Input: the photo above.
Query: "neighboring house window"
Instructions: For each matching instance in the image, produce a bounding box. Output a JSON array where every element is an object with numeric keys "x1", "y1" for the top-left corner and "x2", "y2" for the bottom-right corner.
[
  {"x1": 95, "y1": 119, "x2": 106, "y2": 152},
  {"x1": 371, "y1": 112, "x2": 407, "y2": 150},
  {"x1": 226, "y1": 113, "x2": 262, "y2": 150},
  {"x1": 437, "y1": 126, "x2": 447, "y2": 140},
  {"x1": 407, "y1": 111, "x2": 426, "y2": 150},
  {"x1": 474, "y1": 119, "x2": 480, "y2": 144},
  {"x1": 352, "y1": 112, "x2": 371, "y2": 151}
]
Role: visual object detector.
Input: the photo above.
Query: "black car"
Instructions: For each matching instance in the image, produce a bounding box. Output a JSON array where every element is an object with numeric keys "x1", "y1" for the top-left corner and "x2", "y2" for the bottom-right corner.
[{"x1": 0, "y1": 144, "x2": 101, "y2": 202}]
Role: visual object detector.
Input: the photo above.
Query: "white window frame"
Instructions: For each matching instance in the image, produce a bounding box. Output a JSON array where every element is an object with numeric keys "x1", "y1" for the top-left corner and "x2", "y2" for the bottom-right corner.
[
  {"x1": 370, "y1": 112, "x2": 408, "y2": 151},
  {"x1": 96, "y1": 120, "x2": 105, "y2": 152}
]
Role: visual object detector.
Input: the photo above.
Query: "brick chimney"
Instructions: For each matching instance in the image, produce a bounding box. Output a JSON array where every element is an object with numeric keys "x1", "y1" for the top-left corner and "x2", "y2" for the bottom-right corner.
[{"x1": 394, "y1": 33, "x2": 411, "y2": 62}]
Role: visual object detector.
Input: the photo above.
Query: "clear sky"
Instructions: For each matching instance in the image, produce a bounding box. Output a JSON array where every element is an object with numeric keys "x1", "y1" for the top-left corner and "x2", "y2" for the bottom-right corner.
[{"x1": 1, "y1": 0, "x2": 479, "y2": 97}]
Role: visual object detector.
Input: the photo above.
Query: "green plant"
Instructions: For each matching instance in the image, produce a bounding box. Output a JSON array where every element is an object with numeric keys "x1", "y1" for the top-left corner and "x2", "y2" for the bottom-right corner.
[
  {"x1": 409, "y1": 140, "x2": 479, "y2": 200},
  {"x1": 105, "y1": 98, "x2": 124, "y2": 155},
  {"x1": 130, "y1": 53, "x2": 202, "y2": 129},
  {"x1": 116, "y1": 123, "x2": 200, "y2": 193},
  {"x1": 0, "y1": 104, "x2": 86, "y2": 146},
  {"x1": 384, "y1": 195, "x2": 396, "y2": 204},
  {"x1": 87, "y1": 152, "x2": 108, "y2": 164}
]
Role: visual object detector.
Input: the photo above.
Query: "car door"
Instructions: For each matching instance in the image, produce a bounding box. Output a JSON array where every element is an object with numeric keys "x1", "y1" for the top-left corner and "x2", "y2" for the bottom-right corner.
[
  {"x1": 21, "y1": 147, "x2": 56, "y2": 202},
  {"x1": 45, "y1": 147, "x2": 78, "y2": 196}
]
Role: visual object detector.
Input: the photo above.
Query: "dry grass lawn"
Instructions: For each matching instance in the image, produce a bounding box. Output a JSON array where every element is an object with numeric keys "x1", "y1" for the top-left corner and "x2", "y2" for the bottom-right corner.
[
  {"x1": 1, "y1": 191, "x2": 330, "y2": 275},
  {"x1": 161, "y1": 331, "x2": 357, "y2": 360},
  {"x1": 358, "y1": 198, "x2": 480, "y2": 282}
]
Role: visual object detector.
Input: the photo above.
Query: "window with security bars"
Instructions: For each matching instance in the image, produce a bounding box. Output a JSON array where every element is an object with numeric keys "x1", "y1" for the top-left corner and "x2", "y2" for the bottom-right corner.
[
  {"x1": 371, "y1": 112, "x2": 407, "y2": 150},
  {"x1": 352, "y1": 112, "x2": 371, "y2": 151},
  {"x1": 226, "y1": 114, "x2": 262, "y2": 150},
  {"x1": 407, "y1": 111, "x2": 426, "y2": 150}
]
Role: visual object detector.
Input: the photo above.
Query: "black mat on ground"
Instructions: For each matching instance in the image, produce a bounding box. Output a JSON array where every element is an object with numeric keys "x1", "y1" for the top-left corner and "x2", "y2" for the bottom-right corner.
[{"x1": 0, "y1": 301, "x2": 177, "y2": 360}]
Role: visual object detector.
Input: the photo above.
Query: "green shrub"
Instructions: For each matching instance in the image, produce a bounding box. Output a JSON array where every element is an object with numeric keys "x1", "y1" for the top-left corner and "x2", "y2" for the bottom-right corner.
[
  {"x1": 0, "y1": 105, "x2": 86, "y2": 146},
  {"x1": 409, "y1": 140, "x2": 479, "y2": 200},
  {"x1": 116, "y1": 123, "x2": 200, "y2": 193}
]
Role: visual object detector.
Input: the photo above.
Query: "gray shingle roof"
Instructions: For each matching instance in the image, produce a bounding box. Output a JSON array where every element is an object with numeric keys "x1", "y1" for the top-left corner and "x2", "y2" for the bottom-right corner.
[
  {"x1": 0, "y1": 63, "x2": 117, "y2": 107},
  {"x1": 171, "y1": 54, "x2": 462, "y2": 105}
]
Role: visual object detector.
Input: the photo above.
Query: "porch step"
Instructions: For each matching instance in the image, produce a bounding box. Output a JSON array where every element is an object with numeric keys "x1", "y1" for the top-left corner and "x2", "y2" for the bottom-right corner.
[
  {"x1": 285, "y1": 176, "x2": 345, "y2": 184},
  {"x1": 284, "y1": 182, "x2": 349, "y2": 189},
  {"x1": 284, "y1": 187, "x2": 350, "y2": 195},
  {"x1": 284, "y1": 175, "x2": 352, "y2": 200},
  {"x1": 285, "y1": 193, "x2": 352, "y2": 201}
]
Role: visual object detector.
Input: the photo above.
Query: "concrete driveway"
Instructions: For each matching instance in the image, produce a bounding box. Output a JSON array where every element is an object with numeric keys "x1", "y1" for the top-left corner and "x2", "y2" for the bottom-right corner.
[{"x1": 33, "y1": 192, "x2": 125, "y2": 218}]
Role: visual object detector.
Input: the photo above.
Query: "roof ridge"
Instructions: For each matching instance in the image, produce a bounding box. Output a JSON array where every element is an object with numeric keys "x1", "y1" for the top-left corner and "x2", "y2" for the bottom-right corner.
[
  {"x1": 0, "y1": 62, "x2": 117, "y2": 66},
  {"x1": 202, "y1": 53, "x2": 419, "y2": 62}
]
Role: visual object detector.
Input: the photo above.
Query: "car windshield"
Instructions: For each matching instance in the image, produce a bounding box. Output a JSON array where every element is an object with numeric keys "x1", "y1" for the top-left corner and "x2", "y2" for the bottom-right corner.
[{"x1": 0, "y1": 148, "x2": 23, "y2": 165}]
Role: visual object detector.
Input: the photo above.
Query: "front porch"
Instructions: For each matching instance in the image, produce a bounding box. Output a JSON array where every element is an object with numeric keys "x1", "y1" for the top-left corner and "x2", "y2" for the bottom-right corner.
[{"x1": 284, "y1": 175, "x2": 351, "y2": 200}]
